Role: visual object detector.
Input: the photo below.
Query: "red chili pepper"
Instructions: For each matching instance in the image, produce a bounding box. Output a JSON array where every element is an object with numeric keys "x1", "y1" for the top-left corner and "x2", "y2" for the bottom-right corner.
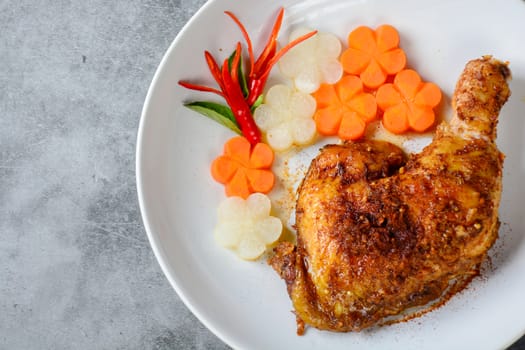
[
  {"x1": 177, "y1": 81, "x2": 224, "y2": 97},
  {"x1": 229, "y1": 42, "x2": 242, "y2": 86},
  {"x1": 224, "y1": 11, "x2": 255, "y2": 75},
  {"x1": 251, "y1": 8, "x2": 283, "y2": 75},
  {"x1": 220, "y1": 48, "x2": 261, "y2": 145},
  {"x1": 226, "y1": 8, "x2": 317, "y2": 105}
]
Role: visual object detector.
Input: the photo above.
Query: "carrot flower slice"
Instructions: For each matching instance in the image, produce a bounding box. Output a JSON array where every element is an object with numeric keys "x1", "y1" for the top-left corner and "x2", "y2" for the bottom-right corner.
[
  {"x1": 211, "y1": 136, "x2": 275, "y2": 199},
  {"x1": 312, "y1": 75, "x2": 377, "y2": 140},
  {"x1": 340, "y1": 25, "x2": 406, "y2": 88},
  {"x1": 376, "y1": 69, "x2": 442, "y2": 134}
]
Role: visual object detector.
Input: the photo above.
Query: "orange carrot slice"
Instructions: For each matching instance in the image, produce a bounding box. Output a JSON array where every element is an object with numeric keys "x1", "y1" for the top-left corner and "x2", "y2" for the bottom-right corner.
[
  {"x1": 211, "y1": 156, "x2": 239, "y2": 183},
  {"x1": 338, "y1": 111, "x2": 367, "y2": 140},
  {"x1": 312, "y1": 74, "x2": 376, "y2": 140},
  {"x1": 340, "y1": 24, "x2": 406, "y2": 88},
  {"x1": 313, "y1": 83, "x2": 340, "y2": 108},
  {"x1": 211, "y1": 136, "x2": 275, "y2": 199},
  {"x1": 382, "y1": 104, "x2": 410, "y2": 134},
  {"x1": 408, "y1": 106, "x2": 435, "y2": 132},
  {"x1": 225, "y1": 169, "x2": 251, "y2": 199},
  {"x1": 378, "y1": 48, "x2": 406, "y2": 75},
  {"x1": 340, "y1": 48, "x2": 369, "y2": 73},
  {"x1": 223, "y1": 136, "x2": 251, "y2": 167},
  {"x1": 314, "y1": 106, "x2": 342, "y2": 135},
  {"x1": 347, "y1": 92, "x2": 377, "y2": 122},
  {"x1": 244, "y1": 168, "x2": 275, "y2": 194},
  {"x1": 360, "y1": 59, "x2": 387, "y2": 89},
  {"x1": 375, "y1": 83, "x2": 401, "y2": 109},
  {"x1": 376, "y1": 69, "x2": 441, "y2": 134},
  {"x1": 348, "y1": 26, "x2": 375, "y2": 52},
  {"x1": 335, "y1": 75, "x2": 364, "y2": 103},
  {"x1": 394, "y1": 69, "x2": 421, "y2": 98},
  {"x1": 250, "y1": 142, "x2": 274, "y2": 169},
  {"x1": 375, "y1": 25, "x2": 400, "y2": 52},
  {"x1": 415, "y1": 82, "x2": 442, "y2": 107}
]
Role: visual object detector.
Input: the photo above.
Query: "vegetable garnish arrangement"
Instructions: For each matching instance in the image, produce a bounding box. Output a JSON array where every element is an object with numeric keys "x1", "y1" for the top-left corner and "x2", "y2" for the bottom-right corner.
[
  {"x1": 178, "y1": 8, "x2": 442, "y2": 260},
  {"x1": 178, "y1": 8, "x2": 317, "y2": 146}
]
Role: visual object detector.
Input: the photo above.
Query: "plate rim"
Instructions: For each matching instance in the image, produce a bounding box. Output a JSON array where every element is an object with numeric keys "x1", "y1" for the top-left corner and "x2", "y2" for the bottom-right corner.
[
  {"x1": 135, "y1": 0, "x2": 240, "y2": 348},
  {"x1": 135, "y1": 0, "x2": 525, "y2": 349}
]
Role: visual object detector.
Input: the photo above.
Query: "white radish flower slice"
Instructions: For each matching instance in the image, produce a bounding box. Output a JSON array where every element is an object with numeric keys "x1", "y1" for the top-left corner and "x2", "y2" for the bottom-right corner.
[
  {"x1": 254, "y1": 84, "x2": 317, "y2": 151},
  {"x1": 278, "y1": 53, "x2": 302, "y2": 77},
  {"x1": 252, "y1": 104, "x2": 276, "y2": 130},
  {"x1": 246, "y1": 192, "x2": 272, "y2": 219},
  {"x1": 279, "y1": 27, "x2": 343, "y2": 93},
  {"x1": 214, "y1": 221, "x2": 242, "y2": 248},
  {"x1": 265, "y1": 83, "x2": 292, "y2": 108},
  {"x1": 256, "y1": 217, "x2": 285, "y2": 244},
  {"x1": 289, "y1": 92, "x2": 316, "y2": 119},
  {"x1": 267, "y1": 127, "x2": 293, "y2": 152},
  {"x1": 292, "y1": 118, "x2": 316, "y2": 145},
  {"x1": 217, "y1": 196, "x2": 247, "y2": 221},
  {"x1": 320, "y1": 58, "x2": 344, "y2": 85},
  {"x1": 237, "y1": 234, "x2": 266, "y2": 261},
  {"x1": 214, "y1": 193, "x2": 283, "y2": 260},
  {"x1": 295, "y1": 67, "x2": 322, "y2": 94},
  {"x1": 317, "y1": 32, "x2": 342, "y2": 58}
]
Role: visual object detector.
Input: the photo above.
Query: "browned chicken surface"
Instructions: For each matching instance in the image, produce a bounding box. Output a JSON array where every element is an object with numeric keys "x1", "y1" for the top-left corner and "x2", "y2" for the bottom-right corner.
[{"x1": 269, "y1": 57, "x2": 511, "y2": 333}]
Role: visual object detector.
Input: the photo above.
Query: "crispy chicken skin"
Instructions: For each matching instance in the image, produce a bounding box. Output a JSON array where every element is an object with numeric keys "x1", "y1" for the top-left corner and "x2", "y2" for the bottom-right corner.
[{"x1": 269, "y1": 57, "x2": 511, "y2": 333}]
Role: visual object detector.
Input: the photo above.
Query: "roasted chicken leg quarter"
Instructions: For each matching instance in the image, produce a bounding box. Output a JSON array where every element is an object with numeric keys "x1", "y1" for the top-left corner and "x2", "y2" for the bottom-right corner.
[{"x1": 269, "y1": 57, "x2": 511, "y2": 333}]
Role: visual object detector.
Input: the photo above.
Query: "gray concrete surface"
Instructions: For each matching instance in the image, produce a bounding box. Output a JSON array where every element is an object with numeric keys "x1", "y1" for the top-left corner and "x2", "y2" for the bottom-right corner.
[
  {"x1": 1, "y1": 0, "x2": 228, "y2": 349},
  {"x1": 0, "y1": 0, "x2": 524, "y2": 349}
]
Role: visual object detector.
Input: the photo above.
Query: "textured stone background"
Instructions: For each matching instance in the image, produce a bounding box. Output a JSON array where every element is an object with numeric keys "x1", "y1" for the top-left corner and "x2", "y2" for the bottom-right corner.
[
  {"x1": 0, "y1": 0, "x2": 229, "y2": 349},
  {"x1": 0, "y1": 0, "x2": 524, "y2": 349}
]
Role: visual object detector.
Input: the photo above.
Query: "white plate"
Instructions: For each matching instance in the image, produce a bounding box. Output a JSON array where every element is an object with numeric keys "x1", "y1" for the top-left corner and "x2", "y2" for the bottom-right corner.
[{"x1": 136, "y1": 0, "x2": 525, "y2": 349}]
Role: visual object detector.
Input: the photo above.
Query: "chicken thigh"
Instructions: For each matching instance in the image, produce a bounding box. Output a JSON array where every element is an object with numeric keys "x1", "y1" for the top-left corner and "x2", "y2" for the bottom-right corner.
[{"x1": 270, "y1": 57, "x2": 511, "y2": 333}]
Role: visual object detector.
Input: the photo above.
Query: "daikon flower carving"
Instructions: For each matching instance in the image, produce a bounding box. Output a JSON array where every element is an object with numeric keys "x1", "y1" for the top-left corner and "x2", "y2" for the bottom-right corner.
[
  {"x1": 254, "y1": 84, "x2": 317, "y2": 151},
  {"x1": 214, "y1": 193, "x2": 282, "y2": 260}
]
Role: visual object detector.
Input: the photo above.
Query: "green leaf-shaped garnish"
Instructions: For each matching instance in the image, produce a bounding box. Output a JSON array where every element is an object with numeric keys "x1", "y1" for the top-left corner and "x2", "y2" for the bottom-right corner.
[{"x1": 184, "y1": 101, "x2": 241, "y2": 135}]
